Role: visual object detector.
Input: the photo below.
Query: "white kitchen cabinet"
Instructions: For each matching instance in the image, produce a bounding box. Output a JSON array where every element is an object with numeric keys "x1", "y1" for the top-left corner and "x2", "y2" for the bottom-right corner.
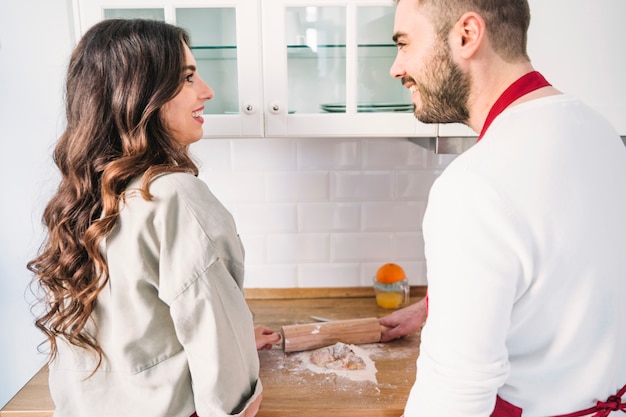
[
  {"x1": 74, "y1": 0, "x2": 625, "y2": 141},
  {"x1": 72, "y1": 0, "x2": 436, "y2": 139}
]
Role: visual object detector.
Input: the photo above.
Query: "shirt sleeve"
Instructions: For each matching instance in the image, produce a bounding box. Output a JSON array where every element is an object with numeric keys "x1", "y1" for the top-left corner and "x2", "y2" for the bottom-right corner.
[
  {"x1": 150, "y1": 174, "x2": 261, "y2": 416},
  {"x1": 404, "y1": 167, "x2": 530, "y2": 416}
]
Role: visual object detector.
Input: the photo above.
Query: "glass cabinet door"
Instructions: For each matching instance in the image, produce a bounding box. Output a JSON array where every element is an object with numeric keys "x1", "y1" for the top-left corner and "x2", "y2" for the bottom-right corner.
[
  {"x1": 356, "y1": 6, "x2": 413, "y2": 113},
  {"x1": 75, "y1": 0, "x2": 263, "y2": 138},
  {"x1": 262, "y1": 0, "x2": 436, "y2": 137},
  {"x1": 103, "y1": 8, "x2": 165, "y2": 20},
  {"x1": 176, "y1": 8, "x2": 239, "y2": 116},
  {"x1": 286, "y1": 6, "x2": 346, "y2": 115},
  {"x1": 97, "y1": 7, "x2": 241, "y2": 116}
]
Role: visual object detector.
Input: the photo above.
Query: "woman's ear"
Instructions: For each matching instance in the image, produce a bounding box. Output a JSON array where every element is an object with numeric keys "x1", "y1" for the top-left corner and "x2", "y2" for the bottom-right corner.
[{"x1": 450, "y1": 11, "x2": 485, "y2": 60}]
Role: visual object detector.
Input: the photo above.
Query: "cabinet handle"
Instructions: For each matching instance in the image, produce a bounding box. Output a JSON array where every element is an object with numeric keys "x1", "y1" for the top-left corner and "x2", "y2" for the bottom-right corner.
[
  {"x1": 270, "y1": 103, "x2": 281, "y2": 114},
  {"x1": 243, "y1": 104, "x2": 255, "y2": 114}
]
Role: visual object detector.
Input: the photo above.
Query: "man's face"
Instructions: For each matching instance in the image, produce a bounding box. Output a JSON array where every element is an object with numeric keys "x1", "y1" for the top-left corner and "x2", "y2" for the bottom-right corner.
[{"x1": 390, "y1": 0, "x2": 470, "y2": 124}]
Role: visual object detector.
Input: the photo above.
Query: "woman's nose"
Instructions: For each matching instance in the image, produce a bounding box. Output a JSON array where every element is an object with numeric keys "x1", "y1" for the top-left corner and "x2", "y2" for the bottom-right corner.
[
  {"x1": 205, "y1": 85, "x2": 214, "y2": 101},
  {"x1": 198, "y1": 77, "x2": 214, "y2": 101},
  {"x1": 203, "y1": 84, "x2": 214, "y2": 101}
]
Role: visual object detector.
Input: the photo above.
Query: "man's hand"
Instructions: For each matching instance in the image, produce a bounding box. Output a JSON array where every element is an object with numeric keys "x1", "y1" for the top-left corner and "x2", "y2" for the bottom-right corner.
[{"x1": 379, "y1": 298, "x2": 428, "y2": 342}]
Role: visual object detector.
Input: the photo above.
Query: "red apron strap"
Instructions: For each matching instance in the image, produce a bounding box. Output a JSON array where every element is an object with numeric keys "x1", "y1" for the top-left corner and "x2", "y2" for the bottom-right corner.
[
  {"x1": 477, "y1": 71, "x2": 551, "y2": 141},
  {"x1": 553, "y1": 384, "x2": 626, "y2": 417},
  {"x1": 491, "y1": 395, "x2": 523, "y2": 417}
]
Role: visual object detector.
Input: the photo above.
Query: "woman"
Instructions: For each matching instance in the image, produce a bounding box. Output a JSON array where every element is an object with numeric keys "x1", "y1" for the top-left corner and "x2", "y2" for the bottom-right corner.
[{"x1": 27, "y1": 19, "x2": 278, "y2": 417}]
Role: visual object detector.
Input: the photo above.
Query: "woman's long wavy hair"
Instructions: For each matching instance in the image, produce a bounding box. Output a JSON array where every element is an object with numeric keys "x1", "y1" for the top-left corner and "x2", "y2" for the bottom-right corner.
[{"x1": 27, "y1": 19, "x2": 199, "y2": 369}]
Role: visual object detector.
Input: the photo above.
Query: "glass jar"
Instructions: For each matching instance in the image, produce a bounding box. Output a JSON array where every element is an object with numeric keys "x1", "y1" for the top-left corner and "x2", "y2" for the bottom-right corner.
[{"x1": 373, "y1": 277, "x2": 409, "y2": 309}]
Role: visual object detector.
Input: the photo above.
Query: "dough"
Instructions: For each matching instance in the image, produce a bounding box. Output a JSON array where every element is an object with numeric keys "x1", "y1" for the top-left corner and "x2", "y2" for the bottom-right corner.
[{"x1": 310, "y1": 342, "x2": 366, "y2": 370}]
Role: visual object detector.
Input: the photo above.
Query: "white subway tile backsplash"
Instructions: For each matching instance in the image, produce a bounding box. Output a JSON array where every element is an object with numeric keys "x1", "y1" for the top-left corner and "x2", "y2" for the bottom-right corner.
[
  {"x1": 331, "y1": 233, "x2": 395, "y2": 262},
  {"x1": 298, "y1": 203, "x2": 361, "y2": 232},
  {"x1": 231, "y1": 138, "x2": 297, "y2": 170},
  {"x1": 393, "y1": 232, "x2": 425, "y2": 261},
  {"x1": 191, "y1": 139, "x2": 232, "y2": 171},
  {"x1": 239, "y1": 234, "x2": 267, "y2": 263},
  {"x1": 298, "y1": 263, "x2": 361, "y2": 287},
  {"x1": 427, "y1": 152, "x2": 459, "y2": 169},
  {"x1": 266, "y1": 172, "x2": 328, "y2": 202},
  {"x1": 231, "y1": 203, "x2": 297, "y2": 233},
  {"x1": 409, "y1": 263, "x2": 428, "y2": 286},
  {"x1": 244, "y1": 264, "x2": 299, "y2": 288},
  {"x1": 199, "y1": 171, "x2": 265, "y2": 203},
  {"x1": 331, "y1": 171, "x2": 394, "y2": 201},
  {"x1": 396, "y1": 170, "x2": 439, "y2": 200},
  {"x1": 193, "y1": 137, "x2": 456, "y2": 289},
  {"x1": 266, "y1": 233, "x2": 329, "y2": 263},
  {"x1": 362, "y1": 202, "x2": 424, "y2": 232},
  {"x1": 297, "y1": 138, "x2": 361, "y2": 170}
]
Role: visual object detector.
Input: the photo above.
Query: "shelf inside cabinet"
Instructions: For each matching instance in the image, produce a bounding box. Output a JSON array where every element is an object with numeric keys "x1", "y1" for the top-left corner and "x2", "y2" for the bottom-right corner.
[
  {"x1": 191, "y1": 46, "x2": 237, "y2": 49},
  {"x1": 191, "y1": 46, "x2": 237, "y2": 62},
  {"x1": 285, "y1": 43, "x2": 394, "y2": 49}
]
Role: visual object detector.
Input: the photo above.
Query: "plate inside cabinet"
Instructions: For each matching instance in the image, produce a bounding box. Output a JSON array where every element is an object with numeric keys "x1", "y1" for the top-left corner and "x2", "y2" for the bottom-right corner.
[{"x1": 320, "y1": 103, "x2": 413, "y2": 113}]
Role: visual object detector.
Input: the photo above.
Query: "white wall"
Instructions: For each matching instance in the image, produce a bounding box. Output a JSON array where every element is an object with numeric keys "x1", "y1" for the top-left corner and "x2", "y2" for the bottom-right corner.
[
  {"x1": 527, "y1": 0, "x2": 626, "y2": 135},
  {"x1": 0, "y1": 0, "x2": 74, "y2": 408}
]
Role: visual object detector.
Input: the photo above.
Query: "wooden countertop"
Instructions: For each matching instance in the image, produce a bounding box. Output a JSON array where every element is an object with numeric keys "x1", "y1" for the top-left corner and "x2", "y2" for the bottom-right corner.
[{"x1": 1, "y1": 287, "x2": 425, "y2": 417}]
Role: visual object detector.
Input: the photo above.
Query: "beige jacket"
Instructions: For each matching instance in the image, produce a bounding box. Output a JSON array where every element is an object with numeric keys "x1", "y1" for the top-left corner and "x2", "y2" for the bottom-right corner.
[{"x1": 49, "y1": 172, "x2": 261, "y2": 417}]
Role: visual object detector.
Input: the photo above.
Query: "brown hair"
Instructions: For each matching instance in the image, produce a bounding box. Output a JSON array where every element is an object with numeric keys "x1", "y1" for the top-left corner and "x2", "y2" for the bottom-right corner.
[
  {"x1": 27, "y1": 19, "x2": 199, "y2": 369},
  {"x1": 405, "y1": 0, "x2": 531, "y2": 62}
]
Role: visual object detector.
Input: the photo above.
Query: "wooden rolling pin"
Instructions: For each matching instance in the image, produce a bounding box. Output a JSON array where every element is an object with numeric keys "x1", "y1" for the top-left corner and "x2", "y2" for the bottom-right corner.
[{"x1": 281, "y1": 317, "x2": 384, "y2": 353}]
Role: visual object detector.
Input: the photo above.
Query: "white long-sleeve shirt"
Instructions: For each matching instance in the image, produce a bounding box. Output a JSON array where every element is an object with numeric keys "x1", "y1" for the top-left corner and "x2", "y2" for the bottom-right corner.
[
  {"x1": 405, "y1": 95, "x2": 626, "y2": 416},
  {"x1": 49, "y1": 172, "x2": 261, "y2": 417}
]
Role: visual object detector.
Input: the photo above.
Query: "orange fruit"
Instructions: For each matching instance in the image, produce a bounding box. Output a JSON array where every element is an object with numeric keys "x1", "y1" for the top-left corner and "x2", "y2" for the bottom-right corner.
[{"x1": 375, "y1": 263, "x2": 406, "y2": 284}]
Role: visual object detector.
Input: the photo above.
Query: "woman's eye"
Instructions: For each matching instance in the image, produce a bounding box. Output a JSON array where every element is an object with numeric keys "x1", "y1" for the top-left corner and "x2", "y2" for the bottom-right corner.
[{"x1": 184, "y1": 73, "x2": 194, "y2": 83}]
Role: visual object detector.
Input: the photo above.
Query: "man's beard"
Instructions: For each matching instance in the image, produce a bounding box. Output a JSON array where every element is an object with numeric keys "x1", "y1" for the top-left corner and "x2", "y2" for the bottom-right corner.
[{"x1": 405, "y1": 41, "x2": 471, "y2": 125}]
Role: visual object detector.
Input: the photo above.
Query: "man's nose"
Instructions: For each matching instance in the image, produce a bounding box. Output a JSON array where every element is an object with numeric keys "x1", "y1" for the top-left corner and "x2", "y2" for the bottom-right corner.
[{"x1": 389, "y1": 54, "x2": 405, "y2": 79}]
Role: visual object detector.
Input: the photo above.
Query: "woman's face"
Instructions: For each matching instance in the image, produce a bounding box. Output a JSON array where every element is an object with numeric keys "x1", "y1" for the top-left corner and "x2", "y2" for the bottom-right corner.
[{"x1": 161, "y1": 43, "x2": 214, "y2": 146}]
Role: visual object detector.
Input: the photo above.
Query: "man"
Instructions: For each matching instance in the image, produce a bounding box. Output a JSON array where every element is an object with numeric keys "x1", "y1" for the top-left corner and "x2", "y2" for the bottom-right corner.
[{"x1": 381, "y1": 1, "x2": 626, "y2": 416}]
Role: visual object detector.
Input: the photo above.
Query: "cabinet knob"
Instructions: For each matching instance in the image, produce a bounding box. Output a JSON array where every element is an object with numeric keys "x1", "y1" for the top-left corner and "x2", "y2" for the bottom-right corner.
[
  {"x1": 270, "y1": 103, "x2": 281, "y2": 114},
  {"x1": 243, "y1": 104, "x2": 255, "y2": 114}
]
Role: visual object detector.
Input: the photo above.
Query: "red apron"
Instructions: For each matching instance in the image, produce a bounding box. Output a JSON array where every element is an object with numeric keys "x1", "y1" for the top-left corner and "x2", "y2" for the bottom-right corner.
[{"x1": 491, "y1": 384, "x2": 626, "y2": 417}]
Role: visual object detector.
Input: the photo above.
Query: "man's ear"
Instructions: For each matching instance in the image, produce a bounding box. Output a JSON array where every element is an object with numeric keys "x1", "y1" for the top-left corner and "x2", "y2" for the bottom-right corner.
[{"x1": 450, "y1": 11, "x2": 485, "y2": 59}]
